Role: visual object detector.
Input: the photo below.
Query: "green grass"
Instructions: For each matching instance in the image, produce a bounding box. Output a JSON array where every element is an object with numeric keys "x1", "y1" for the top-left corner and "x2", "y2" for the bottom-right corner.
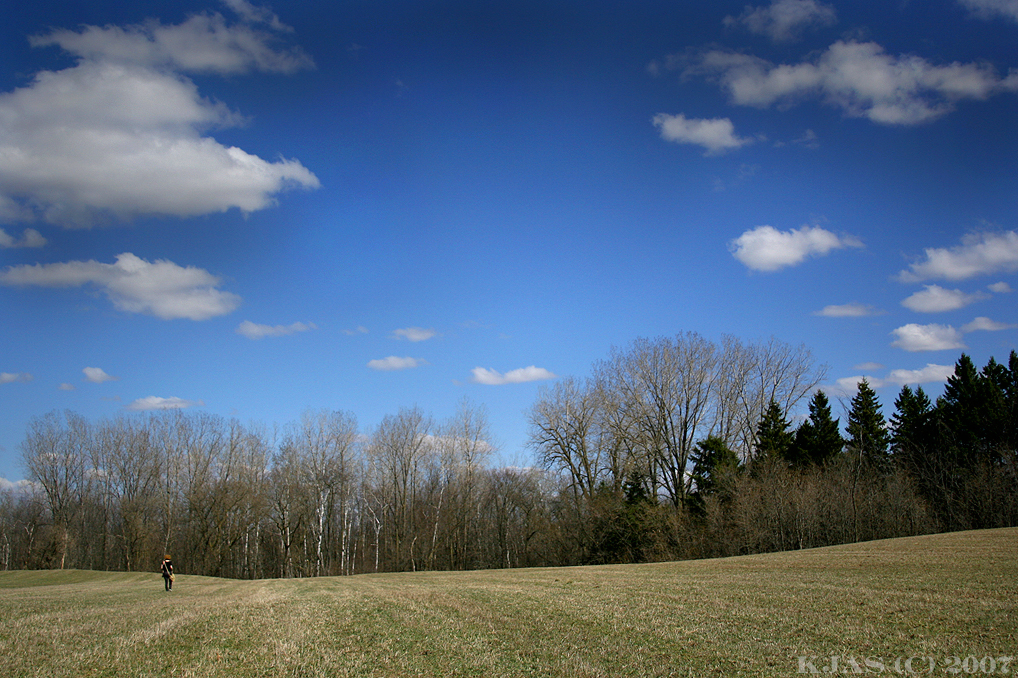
[{"x1": 1, "y1": 528, "x2": 1015, "y2": 677}]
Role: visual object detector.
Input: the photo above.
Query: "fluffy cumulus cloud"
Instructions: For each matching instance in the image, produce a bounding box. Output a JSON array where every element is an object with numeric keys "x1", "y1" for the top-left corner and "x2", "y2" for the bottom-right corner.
[
  {"x1": 0, "y1": 477, "x2": 39, "y2": 495},
  {"x1": 0, "y1": 252, "x2": 241, "y2": 320},
  {"x1": 32, "y1": 2, "x2": 312, "y2": 74},
  {"x1": 890, "y1": 323, "x2": 967, "y2": 352},
  {"x1": 682, "y1": 40, "x2": 1018, "y2": 125},
  {"x1": 0, "y1": 3, "x2": 318, "y2": 227},
  {"x1": 814, "y1": 302, "x2": 882, "y2": 317},
  {"x1": 367, "y1": 356, "x2": 423, "y2": 371},
  {"x1": 471, "y1": 366, "x2": 557, "y2": 385},
  {"x1": 831, "y1": 375, "x2": 878, "y2": 395},
  {"x1": 392, "y1": 327, "x2": 437, "y2": 342},
  {"x1": 1, "y1": 372, "x2": 33, "y2": 384},
  {"x1": 900, "y1": 285, "x2": 988, "y2": 312},
  {"x1": 989, "y1": 281, "x2": 1012, "y2": 293},
  {"x1": 0, "y1": 228, "x2": 46, "y2": 248},
  {"x1": 723, "y1": 0, "x2": 838, "y2": 42},
  {"x1": 959, "y1": 0, "x2": 1018, "y2": 22},
  {"x1": 854, "y1": 362, "x2": 884, "y2": 371},
  {"x1": 730, "y1": 224, "x2": 862, "y2": 271},
  {"x1": 126, "y1": 396, "x2": 203, "y2": 411},
  {"x1": 833, "y1": 363, "x2": 954, "y2": 394},
  {"x1": 652, "y1": 113, "x2": 752, "y2": 155},
  {"x1": 898, "y1": 231, "x2": 1018, "y2": 282},
  {"x1": 83, "y1": 367, "x2": 117, "y2": 383},
  {"x1": 961, "y1": 316, "x2": 1018, "y2": 332},
  {"x1": 236, "y1": 320, "x2": 316, "y2": 339},
  {"x1": 885, "y1": 363, "x2": 956, "y2": 385}
]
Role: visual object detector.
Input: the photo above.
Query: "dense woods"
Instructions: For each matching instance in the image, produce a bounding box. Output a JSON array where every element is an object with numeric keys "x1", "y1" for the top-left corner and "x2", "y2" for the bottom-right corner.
[{"x1": 2, "y1": 334, "x2": 1016, "y2": 577}]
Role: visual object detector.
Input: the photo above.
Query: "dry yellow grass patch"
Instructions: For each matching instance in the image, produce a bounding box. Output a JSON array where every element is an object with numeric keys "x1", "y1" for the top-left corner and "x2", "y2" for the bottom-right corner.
[{"x1": 1, "y1": 528, "x2": 1015, "y2": 677}]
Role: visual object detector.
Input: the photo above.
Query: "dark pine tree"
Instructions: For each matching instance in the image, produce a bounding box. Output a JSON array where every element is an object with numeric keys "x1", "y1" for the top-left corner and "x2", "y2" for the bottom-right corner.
[
  {"x1": 689, "y1": 435, "x2": 740, "y2": 504},
  {"x1": 792, "y1": 390, "x2": 844, "y2": 467},
  {"x1": 754, "y1": 400, "x2": 794, "y2": 470},
  {"x1": 1005, "y1": 351, "x2": 1018, "y2": 456},
  {"x1": 940, "y1": 353, "x2": 1007, "y2": 467},
  {"x1": 890, "y1": 385, "x2": 934, "y2": 461},
  {"x1": 846, "y1": 379, "x2": 891, "y2": 474}
]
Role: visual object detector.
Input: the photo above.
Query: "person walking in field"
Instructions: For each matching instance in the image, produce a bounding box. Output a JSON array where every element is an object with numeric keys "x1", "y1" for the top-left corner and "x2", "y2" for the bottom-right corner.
[{"x1": 160, "y1": 555, "x2": 174, "y2": 591}]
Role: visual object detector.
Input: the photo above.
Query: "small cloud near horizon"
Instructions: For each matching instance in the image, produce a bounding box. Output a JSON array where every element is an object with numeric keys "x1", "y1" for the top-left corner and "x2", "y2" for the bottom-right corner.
[
  {"x1": 367, "y1": 356, "x2": 424, "y2": 371},
  {"x1": 890, "y1": 323, "x2": 966, "y2": 352},
  {"x1": 961, "y1": 316, "x2": 1017, "y2": 332},
  {"x1": 815, "y1": 302, "x2": 882, "y2": 317},
  {"x1": 471, "y1": 366, "x2": 556, "y2": 385},
  {"x1": 126, "y1": 396, "x2": 204, "y2": 411},
  {"x1": 900, "y1": 285, "x2": 988, "y2": 313},
  {"x1": 392, "y1": 327, "x2": 437, "y2": 342},
  {"x1": 83, "y1": 367, "x2": 117, "y2": 383},
  {"x1": 236, "y1": 320, "x2": 317, "y2": 339}
]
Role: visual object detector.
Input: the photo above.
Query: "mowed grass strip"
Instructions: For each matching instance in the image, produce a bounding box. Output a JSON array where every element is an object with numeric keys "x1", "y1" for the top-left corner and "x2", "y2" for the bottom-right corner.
[{"x1": 1, "y1": 528, "x2": 1015, "y2": 677}]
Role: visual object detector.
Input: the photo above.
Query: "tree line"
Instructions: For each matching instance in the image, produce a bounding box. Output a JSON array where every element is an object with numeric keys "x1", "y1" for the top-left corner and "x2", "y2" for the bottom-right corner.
[{"x1": 2, "y1": 333, "x2": 1015, "y2": 577}]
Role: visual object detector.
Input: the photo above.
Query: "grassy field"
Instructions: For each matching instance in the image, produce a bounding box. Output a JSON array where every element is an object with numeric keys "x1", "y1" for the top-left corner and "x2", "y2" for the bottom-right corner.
[{"x1": 1, "y1": 528, "x2": 1015, "y2": 677}]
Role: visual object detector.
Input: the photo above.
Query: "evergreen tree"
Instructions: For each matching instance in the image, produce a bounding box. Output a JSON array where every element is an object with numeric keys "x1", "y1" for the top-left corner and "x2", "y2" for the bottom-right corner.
[
  {"x1": 792, "y1": 390, "x2": 843, "y2": 467},
  {"x1": 754, "y1": 400, "x2": 794, "y2": 467},
  {"x1": 1005, "y1": 351, "x2": 1018, "y2": 455},
  {"x1": 940, "y1": 353, "x2": 1008, "y2": 466},
  {"x1": 890, "y1": 385, "x2": 933, "y2": 461},
  {"x1": 846, "y1": 379, "x2": 891, "y2": 473},
  {"x1": 690, "y1": 435, "x2": 740, "y2": 499}
]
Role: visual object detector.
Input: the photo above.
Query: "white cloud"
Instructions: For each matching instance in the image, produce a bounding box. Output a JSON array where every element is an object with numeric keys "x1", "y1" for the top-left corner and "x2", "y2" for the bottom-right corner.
[
  {"x1": 236, "y1": 320, "x2": 316, "y2": 339},
  {"x1": 890, "y1": 323, "x2": 967, "y2": 351},
  {"x1": 59, "y1": 383, "x2": 76, "y2": 391},
  {"x1": 831, "y1": 363, "x2": 954, "y2": 395},
  {"x1": 900, "y1": 284, "x2": 988, "y2": 312},
  {"x1": 471, "y1": 366, "x2": 557, "y2": 385},
  {"x1": 792, "y1": 128, "x2": 820, "y2": 148},
  {"x1": 652, "y1": 113, "x2": 753, "y2": 155},
  {"x1": 367, "y1": 356, "x2": 423, "y2": 371},
  {"x1": 0, "y1": 477, "x2": 40, "y2": 495},
  {"x1": 989, "y1": 281, "x2": 1012, "y2": 293},
  {"x1": 959, "y1": 0, "x2": 1018, "y2": 22},
  {"x1": 898, "y1": 231, "x2": 1018, "y2": 282},
  {"x1": 342, "y1": 326, "x2": 369, "y2": 336},
  {"x1": 29, "y1": 6, "x2": 312, "y2": 75},
  {"x1": 885, "y1": 363, "x2": 955, "y2": 385},
  {"x1": 222, "y1": 0, "x2": 295, "y2": 33},
  {"x1": 730, "y1": 224, "x2": 862, "y2": 271},
  {"x1": 686, "y1": 40, "x2": 1018, "y2": 125},
  {"x1": 0, "y1": 8, "x2": 318, "y2": 228},
  {"x1": 1, "y1": 372, "x2": 33, "y2": 384},
  {"x1": 0, "y1": 228, "x2": 46, "y2": 248},
  {"x1": 83, "y1": 367, "x2": 117, "y2": 383},
  {"x1": 831, "y1": 375, "x2": 883, "y2": 395},
  {"x1": 393, "y1": 327, "x2": 437, "y2": 342},
  {"x1": 724, "y1": 0, "x2": 838, "y2": 42},
  {"x1": 1, "y1": 252, "x2": 241, "y2": 320},
  {"x1": 126, "y1": 396, "x2": 203, "y2": 411},
  {"x1": 853, "y1": 362, "x2": 884, "y2": 371},
  {"x1": 961, "y1": 316, "x2": 1018, "y2": 332},
  {"x1": 814, "y1": 302, "x2": 882, "y2": 317}
]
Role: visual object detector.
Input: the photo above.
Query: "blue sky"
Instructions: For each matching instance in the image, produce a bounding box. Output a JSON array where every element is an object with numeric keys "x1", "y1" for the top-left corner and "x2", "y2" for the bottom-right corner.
[{"x1": 2, "y1": 0, "x2": 1017, "y2": 484}]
